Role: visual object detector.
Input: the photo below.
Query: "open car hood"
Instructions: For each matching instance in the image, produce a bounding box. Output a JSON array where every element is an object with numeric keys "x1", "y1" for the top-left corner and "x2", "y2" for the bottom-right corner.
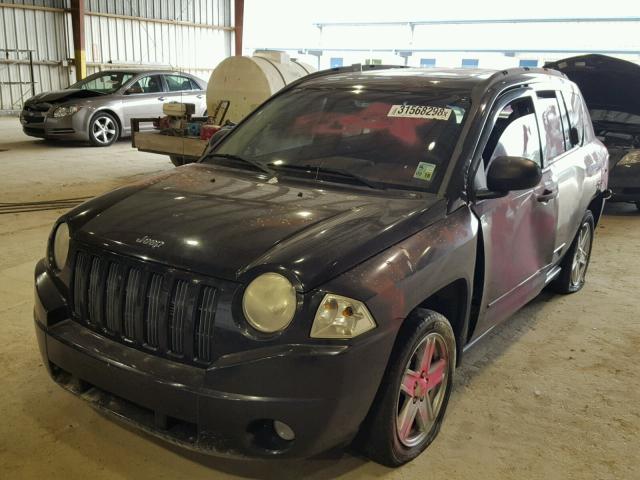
[
  {"x1": 545, "y1": 54, "x2": 640, "y2": 117},
  {"x1": 24, "y1": 88, "x2": 106, "y2": 105}
]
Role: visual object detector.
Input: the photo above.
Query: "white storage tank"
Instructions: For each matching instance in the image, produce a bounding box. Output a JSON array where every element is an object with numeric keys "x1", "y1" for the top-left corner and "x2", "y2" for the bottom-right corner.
[{"x1": 207, "y1": 50, "x2": 315, "y2": 123}]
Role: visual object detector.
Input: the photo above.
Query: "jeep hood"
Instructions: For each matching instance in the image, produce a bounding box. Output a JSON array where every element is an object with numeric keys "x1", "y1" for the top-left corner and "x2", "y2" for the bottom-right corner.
[
  {"x1": 545, "y1": 54, "x2": 640, "y2": 117},
  {"x1": 69, "y1": 164, "x2": 445, "y2": 291}
]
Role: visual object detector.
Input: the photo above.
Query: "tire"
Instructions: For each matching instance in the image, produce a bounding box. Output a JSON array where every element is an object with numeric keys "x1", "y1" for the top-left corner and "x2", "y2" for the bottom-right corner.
[
  {"x1": 358, "y1": 309, "x2": 456, "y2": 467},
  {"x1": 552, "y1": 210, "x2": 594, "y2": 294},
  {"x1": 88, "y1": 112, "x2": 119, "y2": 147},
  {"x1": 635, "y1": 202, "x2": 640, "y2": 212}
]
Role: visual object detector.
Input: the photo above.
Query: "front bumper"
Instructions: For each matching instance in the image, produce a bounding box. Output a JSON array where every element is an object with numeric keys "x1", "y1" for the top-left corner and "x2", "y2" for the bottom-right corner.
[
  {"x1": 34, "y1": 260, "x2": 391, "y2": 458},
  {"x1": 21, "y1": 109, "x2": 90, "y2": 141}
]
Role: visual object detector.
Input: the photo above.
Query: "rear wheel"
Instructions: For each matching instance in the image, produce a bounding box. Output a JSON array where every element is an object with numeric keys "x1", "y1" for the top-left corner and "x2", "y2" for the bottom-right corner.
[
  {"x1": 358, "y1": 310, "x2": 456, "y2": 467},
  {"x1": 552, "y1": 211, "x2": 594, "y2": 294},
  {"x1": 89, "y1": 112, "x2": 119, "y2": 146}
]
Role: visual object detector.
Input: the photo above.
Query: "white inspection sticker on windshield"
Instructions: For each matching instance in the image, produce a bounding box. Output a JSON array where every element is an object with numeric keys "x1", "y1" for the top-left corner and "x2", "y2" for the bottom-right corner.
[{"x1": 387, "y1": 105, "x2": 452, "y2": 120}]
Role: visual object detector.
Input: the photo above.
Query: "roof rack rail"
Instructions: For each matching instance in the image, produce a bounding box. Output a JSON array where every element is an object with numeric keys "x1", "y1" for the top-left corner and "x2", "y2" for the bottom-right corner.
[{"x1": 285, "y1": 63, "x2": 408, "y2": 90}]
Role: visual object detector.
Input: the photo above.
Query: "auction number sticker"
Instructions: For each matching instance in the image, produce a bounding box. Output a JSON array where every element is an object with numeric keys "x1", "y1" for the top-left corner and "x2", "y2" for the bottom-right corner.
[{"x1": 387, "y1": 105, "x2": 452, "y2": 120}]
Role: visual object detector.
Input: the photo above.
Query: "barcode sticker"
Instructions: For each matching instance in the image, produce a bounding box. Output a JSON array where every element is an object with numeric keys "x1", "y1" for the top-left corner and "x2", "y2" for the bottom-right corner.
[{"x1": 388, "y1": 105, "x2": 452, "y2": 120}]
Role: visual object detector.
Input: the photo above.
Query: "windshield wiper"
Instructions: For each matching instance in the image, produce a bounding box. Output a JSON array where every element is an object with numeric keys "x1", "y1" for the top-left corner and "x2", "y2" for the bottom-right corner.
[
  {"x1": 207, "y1": 153, "x2": 276, "y2": 176},
  {"x1": 267, "y1": 163, "x2": 384, "y2": 190}
]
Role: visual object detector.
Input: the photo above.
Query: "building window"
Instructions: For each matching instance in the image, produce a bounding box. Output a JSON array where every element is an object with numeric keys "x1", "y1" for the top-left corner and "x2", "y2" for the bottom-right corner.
[
  {"x1": 519, "y1": 59, "x2": 538, "y2": 68},
  {"x1": 330, "y1": 57, "x2": 343, "y2": 68},
  {"x1": 420, "y1": 58, "x2": 436, "y2": 68},
  {"x1": 461, "y1": 59, "x2": 479, "y2": 68}
]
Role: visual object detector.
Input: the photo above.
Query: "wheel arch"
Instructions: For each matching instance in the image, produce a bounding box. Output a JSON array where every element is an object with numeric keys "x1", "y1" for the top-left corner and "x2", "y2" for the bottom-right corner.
[
  {"x1": 90, "y1": 108, "x2": 123, "y2": 136},
  {"x1": 587, "y1": 191, "x2": 606, "y2": 227},
  {"x1": 402, "y1": 278, "x2": 471, "y2": 366}
]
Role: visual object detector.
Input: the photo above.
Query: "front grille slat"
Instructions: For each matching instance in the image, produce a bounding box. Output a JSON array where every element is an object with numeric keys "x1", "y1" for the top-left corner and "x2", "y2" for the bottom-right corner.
[
  {"x1": 70, "y1": 248, "x2": 218, "y2": 366},
  {"x1": 73, "y1": 252, "x2": 91, "y2": 321},
  {"x1": 87, "y1": 256, "x2": 105, "y2": 327},
  {"x1": 196, "y1": 287, "x2": 217, "y2": 362},
  {"x1": 145, "y1": 274, "x2": 163, "y2": 348},
  {"x1": 105, "y1": 263, "x2": 125, "y2": 333},
  {"x1": 124, "y1": 268, "x2": 141, "y2": 340},
  {"x1": 168, "y1": 280, "x2": 191, "y2": 356}
]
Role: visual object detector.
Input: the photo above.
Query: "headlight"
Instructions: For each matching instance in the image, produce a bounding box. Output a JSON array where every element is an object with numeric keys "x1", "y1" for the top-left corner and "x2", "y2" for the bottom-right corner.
[
  {"x1": 242, "y1": 273, "x2": 297, "y2": 333},
  {"x1": 52, "y1": 105, "x2": 79, "y2": 118},
  {"x1": 51, "y1": 222, "x2": 70, "y2": 271},
  {"x1": 311, "y1": 294, "x2": 376, "y2": 339},
  {"x1": 618, "y1": 150, "x2": 640, "y2": 166}
]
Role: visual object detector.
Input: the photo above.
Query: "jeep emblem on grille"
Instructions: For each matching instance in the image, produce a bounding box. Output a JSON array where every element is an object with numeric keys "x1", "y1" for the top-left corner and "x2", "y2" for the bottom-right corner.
[{"x1": 135, "y1": 236, "x2": 165, "y2": 248}]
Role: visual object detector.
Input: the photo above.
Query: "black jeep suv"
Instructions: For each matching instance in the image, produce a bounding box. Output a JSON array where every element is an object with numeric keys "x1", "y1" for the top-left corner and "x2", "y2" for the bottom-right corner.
[{"x1": 34, "y1": 65, "x2": 608, "y2": 466}]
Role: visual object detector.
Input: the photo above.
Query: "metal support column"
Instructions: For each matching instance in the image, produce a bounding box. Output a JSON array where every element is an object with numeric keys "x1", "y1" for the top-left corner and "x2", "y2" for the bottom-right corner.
[
  {"x1": 234, "y1": 0, "x2": 244, "y2": 56},
  {"x1": 70, "y1": 0, "x2": 86, "y2": 81}
]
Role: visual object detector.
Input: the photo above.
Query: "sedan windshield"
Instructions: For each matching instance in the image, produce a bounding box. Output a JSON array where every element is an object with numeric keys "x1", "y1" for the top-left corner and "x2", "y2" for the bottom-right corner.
[
  {"x1": 69, "y1": 72, "x2": 134, "y2": 94},
  {"x1": 208, "y1": 87, "x2": 470, "y2": 192}
]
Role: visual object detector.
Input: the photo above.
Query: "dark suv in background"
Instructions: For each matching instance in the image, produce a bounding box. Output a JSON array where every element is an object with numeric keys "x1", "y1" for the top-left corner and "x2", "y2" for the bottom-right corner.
[
  {"x1": 546, "y1": 54, "x2": 640, "y2": 210},
  {"x1": 34, "y1": 65, "x2": 608, "y2": 466}
]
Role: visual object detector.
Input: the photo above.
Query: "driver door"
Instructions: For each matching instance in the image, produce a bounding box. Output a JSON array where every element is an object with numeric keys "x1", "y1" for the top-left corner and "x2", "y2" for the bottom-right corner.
[{"x1": 470, "y1": 90, "x2": 559, "y2": 337}]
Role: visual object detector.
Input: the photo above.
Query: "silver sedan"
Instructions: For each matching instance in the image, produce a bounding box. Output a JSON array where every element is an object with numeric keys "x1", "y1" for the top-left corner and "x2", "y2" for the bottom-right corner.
[{"x1": 20, "y1": 70, "x2": 207, "y2": 146}]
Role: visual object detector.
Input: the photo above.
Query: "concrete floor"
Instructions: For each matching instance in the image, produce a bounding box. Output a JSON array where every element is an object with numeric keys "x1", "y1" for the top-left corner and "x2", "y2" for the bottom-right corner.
[{"x1": 0, "y1": 116, "x2": 638, "y2": 479}]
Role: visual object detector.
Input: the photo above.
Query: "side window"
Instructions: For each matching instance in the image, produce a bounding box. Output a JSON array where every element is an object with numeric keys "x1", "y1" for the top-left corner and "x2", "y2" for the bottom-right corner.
[
  {"x1": 482, "y1": 96, "x2": 542, "y2": 168},
  {"x1": 556, "y1": 91, "x2": 572, "y2": 149},
  {"x1": 165, "y1": 75, "x2": 196, "y2": 92},
  {"x1": 561, "y1": 90, "x2": 586, "y2": 147},
  {"x1": 535, "y1": 91, "x2": 567, "y2": 162},
  {"x1": 189, "y1": 78, "x2": 201, "y2": 90},
  {"x1": 127, "y1": 75, "x2": 163, "y2": 94}
]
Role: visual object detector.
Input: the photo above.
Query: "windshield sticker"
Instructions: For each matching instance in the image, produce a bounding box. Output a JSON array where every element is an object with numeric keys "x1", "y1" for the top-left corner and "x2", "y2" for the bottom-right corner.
[
  {"x1": 388, "y1": 105, "x2": 452, "y2": 120},
  {"x1": 413, "y1": 162, "x2": 436, "y2": 181}
]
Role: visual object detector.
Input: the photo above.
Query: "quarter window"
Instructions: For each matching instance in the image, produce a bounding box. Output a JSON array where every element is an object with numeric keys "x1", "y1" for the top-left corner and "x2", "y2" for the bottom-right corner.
[
  {"x1": 482, "y1": 96, "x2": 542, "y2": 168},
  {"x1": 536, "y1": 91, "x2": 567, "y2": 162},
  {"x1": 562, "y1": 90, "x2": 586, "y2": 147}
]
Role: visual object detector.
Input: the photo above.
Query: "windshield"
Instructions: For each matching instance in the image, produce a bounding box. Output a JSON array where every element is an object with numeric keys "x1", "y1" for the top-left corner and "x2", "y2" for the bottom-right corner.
[
  {"x1": 208, "y1": 87, "x2": 470, "y2": 192},
  {"x1": 69, "y1": 72, "x2": 134, "y2": 94}
]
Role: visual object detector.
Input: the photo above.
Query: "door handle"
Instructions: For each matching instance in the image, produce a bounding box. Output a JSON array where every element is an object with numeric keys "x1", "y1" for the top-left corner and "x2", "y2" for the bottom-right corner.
[
  {"x1": 196, "y1": 94, "x2": 203, "y2": 99},
  {"x1": 537, "y1": 188, "x2": 558, "y2": 202},
  {"x1": 157, "y1": 96, "x2": 166, "y2": 101}
]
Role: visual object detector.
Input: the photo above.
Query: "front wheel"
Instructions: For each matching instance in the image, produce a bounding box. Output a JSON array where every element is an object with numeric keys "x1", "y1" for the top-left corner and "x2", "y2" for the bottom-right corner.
[
  {"x1": 552, "y1": 211, "x2": 594, "y2": 294},
  {"x1": 88, "y1": 112, "x2": 119, "y2": 147},
  {"x1": 358, "y1": 310, "x2": 456, "y2": 467}
]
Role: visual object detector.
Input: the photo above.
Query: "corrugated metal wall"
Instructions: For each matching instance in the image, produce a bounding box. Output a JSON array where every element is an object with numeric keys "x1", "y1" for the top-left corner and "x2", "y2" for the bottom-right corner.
[
  {"x1": 84, "y1": 0, "x2": 233, "y2": 80},
  {"x1": 0, "y1": 0, "x2": 72, "y2": 112},
  {"x1": 0, "y1": 0, "x2": 233, "y2": 112}
]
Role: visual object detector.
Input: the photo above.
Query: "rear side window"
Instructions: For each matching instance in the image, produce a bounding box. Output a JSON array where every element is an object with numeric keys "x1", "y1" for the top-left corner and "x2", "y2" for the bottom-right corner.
[
  {"x1": 165, "y1": 75, "x2": 197, "y2": 92},
  {"x1": 535, "y1": 91, "x2": 567, "y2": 162},
  {"x1": 482, "y1": 96, "x2": 542, "y2": 167},
  {"x1": 562, "y1": 90, "x2": 586, "y2": 147}
]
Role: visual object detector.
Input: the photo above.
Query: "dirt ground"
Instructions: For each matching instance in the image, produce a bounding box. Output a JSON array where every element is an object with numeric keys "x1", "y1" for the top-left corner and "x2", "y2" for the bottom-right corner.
[{"x1": 0, "y1": 116, "x2": 638, "y2": 479}]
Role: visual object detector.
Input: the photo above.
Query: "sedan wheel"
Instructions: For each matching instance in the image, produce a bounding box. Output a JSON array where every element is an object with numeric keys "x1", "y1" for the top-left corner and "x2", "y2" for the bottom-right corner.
[{"x1": 89, "y1": 113, "x2": 119, "y2": 146}]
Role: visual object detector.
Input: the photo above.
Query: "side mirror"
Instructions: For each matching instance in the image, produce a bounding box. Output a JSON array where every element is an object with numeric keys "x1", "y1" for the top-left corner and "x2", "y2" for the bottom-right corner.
[
  {"x1": 478, "y1": 156, "x2": 542, "y2": 199},
  {"x1": 570, "y1": 126, "x2": 580, "y2": 147}
]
